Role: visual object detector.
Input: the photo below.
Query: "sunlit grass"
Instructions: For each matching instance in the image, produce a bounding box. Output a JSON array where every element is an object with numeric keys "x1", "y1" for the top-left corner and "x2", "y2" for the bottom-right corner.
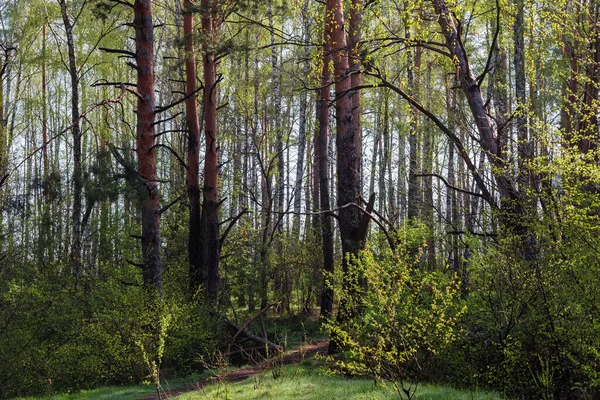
[
  {"x1": 15, "y1": 359, "x2": 502, "y2": 400},
  {"x1": 177, "y1": 364, "x2": 502, "y2": 400}
]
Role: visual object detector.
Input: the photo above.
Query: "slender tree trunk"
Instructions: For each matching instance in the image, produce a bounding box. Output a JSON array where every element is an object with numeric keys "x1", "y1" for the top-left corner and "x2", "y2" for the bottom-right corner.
[
  {"x1": 42, "y1": 22, "x2": 49, "y2": 199},
  {"x1": 445, "y1": 77, "x2": 460, "y2": 277},
  {"x1": 580, "y1": 0, "x2": 600, "y2": 155},
  {"x1": 38, "y1": 21, "x2": 51, "y2": 263},
  {"x1": 59, "y1": 0, "x2": 83, "y2": 285},
  {"x1": 184, "y1": 0, "x2": 203, "y2": 297},
  {"x1": 385, "y1": 95, "x2": 396, "y2": 220},
  {"x1": 514, "y1": 0, "x2": 534, "y2": 196},
  {"x1": 268, "y1": 4, "x2": 284, "y2": 230},
  {"x1": 318, "y1": 31, "x2": 334, "y2": 320},
  {"x1": 0, "y1": 52, "x2": 7, "y2": 230},
  {"x1": 260, "y1": 123, "x2": 272, "y2": 309},
  {"x1": 407, "y1": 26, "x2": 421, "y2": 221},
  {"x1": 248, "y1": 53, "x2": 261, "y2": 312},
  {"x1": 433, "y1": 0, "x2": 514, "y2": 201},
  {"x1": 369, "y1": 92, "x2": 381, "y2": 200},
  {"x1": 398, "y1": 117, "x2": 407, "y2": 224},
  {"x1": 377, "y1": 94, "x2": 386, "y2": 214},
  {"x1": 423, "y1": 64, "x2": 435, "y2": 268},
  {"x1": 562, "y1": 34, "x2": 579, "y2": 139},
  {"x1": 349, "y1": 0, "x2": 363, "y2": 192},
  {"x1": 200, "y1": 0, "x2": 220, "y2": 301},
  {"x1": 134, "y1": 0, "x2": 162, "y2": 291},
  {"x1": 292, "y1": 0, "x2": 311, "y2": 239}
]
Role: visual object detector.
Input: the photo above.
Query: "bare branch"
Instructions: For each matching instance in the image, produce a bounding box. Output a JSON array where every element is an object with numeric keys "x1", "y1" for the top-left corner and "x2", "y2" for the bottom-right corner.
[
  {"x1": 415, "y1": 173, "x2": 487, "y2": 199},
  {"x1": 220, "y1": 209, "x2": 250, "y2": 251},
  {"x1": 99, "y1": 47, "x2": 136, "y2": 57}
]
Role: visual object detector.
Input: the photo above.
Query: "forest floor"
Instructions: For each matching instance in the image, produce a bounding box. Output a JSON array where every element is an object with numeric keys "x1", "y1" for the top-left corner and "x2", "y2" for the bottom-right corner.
[{"x1": 140, "y1": 341, "x2": 330, "y2": 400}]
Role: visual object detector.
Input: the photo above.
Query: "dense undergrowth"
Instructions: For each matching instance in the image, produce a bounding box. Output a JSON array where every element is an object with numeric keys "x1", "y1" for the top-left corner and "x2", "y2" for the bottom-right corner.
[{"x1": 3, "y1": 196, "x2": 600, "y2": 399}]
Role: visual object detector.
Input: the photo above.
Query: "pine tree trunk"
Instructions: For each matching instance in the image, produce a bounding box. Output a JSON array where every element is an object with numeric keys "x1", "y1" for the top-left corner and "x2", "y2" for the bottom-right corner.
[
  {"x1": 328, "y1": 0, "x2": 361, "y2": 262},
  {"x1": 184, "y1": 0, "x2": 203, "y2": 297},
  {"x1": 200, "y1": 0, "x2": 220, "y2": 301},
  {"x1": 134, "y1": 0, "x2": 162, "y2": 291}
]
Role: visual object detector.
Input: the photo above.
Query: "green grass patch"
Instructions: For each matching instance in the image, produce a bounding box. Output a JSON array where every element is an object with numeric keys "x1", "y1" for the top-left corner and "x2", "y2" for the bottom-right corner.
[
  {"x1": 176, "y1": 364, "x2": 502, "y2": 400},
  {"x1": 15, "y1": 374, "x2": 201, "y2": 400}
]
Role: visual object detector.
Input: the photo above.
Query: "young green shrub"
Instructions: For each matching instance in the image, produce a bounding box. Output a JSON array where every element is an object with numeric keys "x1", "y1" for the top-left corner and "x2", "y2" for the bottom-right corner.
[{"x1": 324, "y1": 249, "x2": 466, "y2": 399}]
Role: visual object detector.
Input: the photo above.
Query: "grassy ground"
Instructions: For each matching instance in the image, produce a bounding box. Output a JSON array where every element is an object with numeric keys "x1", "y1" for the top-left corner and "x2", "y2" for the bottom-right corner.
[
  {"x1": 15, "y1": 318, "x2": 501, "y2": 400},
  {"x1": 17, "y1": 366, "x2": 502, "y2": 400},
  {"x1": 176, "y1": 362, "x2": 502, "y2": 400},
  {"x1": 14, "y1": 375, "x2": 201, "y2": 400}
]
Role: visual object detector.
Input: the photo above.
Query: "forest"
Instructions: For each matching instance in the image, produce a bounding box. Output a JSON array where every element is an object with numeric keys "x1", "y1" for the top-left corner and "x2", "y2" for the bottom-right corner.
[{"x1": 1, "y1": 0, "x2": 600, "y2": 398}]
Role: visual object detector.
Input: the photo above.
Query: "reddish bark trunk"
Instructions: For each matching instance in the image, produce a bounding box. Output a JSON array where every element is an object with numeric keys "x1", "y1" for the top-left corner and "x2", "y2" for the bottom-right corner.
[
  {"x1": 200, "y1": 0, "x2": 220, "y2": 301},
  {"x1": 184, "y1": 0, "x2": 202, "y2": 296},
  {"x1": 134, "y1": 0, "x2": 162, "y2": 291},
  {"x1": 326, "y1": 0, "x2": 369, "y2": 356},
  {"x1": 349, "y1": 0, "x2": 363, "y2": 187},
  {"x1": 328, "y1": 0, "x2": 361, "y2": 262}
]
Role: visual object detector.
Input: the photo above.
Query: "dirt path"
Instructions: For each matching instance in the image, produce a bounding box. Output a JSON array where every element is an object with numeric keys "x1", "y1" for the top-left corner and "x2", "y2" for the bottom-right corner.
[{"x1": 140, "y1": 341, "x2": 329, "y2": 399}]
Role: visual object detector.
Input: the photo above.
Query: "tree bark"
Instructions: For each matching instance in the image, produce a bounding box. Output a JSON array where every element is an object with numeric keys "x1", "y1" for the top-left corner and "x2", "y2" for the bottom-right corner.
[
  {"x1": 327, "y1": 0, "x2": 370, "y2": 355},
  {"x1": 318, "y1": 30, "x2": 334, "y2": 320},
  {"x1": 42, "y1": 22, "x2": 49, "y2": 200},
  {"x1": 268, "y1": 4, "x2": 284, "y2": 232},
  {"x1": 134, "y1": 0, "x2": 162, "y2": 291},
  {"x1": 292, "y1": 0, "x2": 310, "y2": 239},
  {"x1": 514, "y1": 0, "x2": 533, "y2": 194},
  {"x1": 200, "y1": 0, "x2": 220, "y2": 301},
  {"x1": 328, "y1": 0, "x2": 361, "y2": 263},
  {"x1": 59, "y1": 0, "x2": 83, "y2": 286},
  {"x1": 407, "y1": 27, "x2": 421, "y2": 221},
  {"x1": 423, "y1": 64, "x2": 435, "y2": 268},
  {"x1": 432, "y1": 0, "x2": 530, "y2": 243},
  {"x1": 580, "y1": 0, "x2": 600, "y2": 155},
  {"x1": 184, "y1": 0, "x2": 202, "y2": 297},
  {"x1": 348, "y1": 0, "x2": 363, "y2": 192}
]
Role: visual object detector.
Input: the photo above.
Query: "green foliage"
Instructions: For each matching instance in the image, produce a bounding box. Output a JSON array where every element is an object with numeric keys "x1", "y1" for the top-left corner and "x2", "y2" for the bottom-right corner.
[
  {"x1": 0, "y1": 255, "x2": 221, "y2": 399},
  {"x1": 324, "y1": 249, "x2": 466, "y2": 399},
  {"x1": 436, "y1": 146, "x2": 600, "y2": 399},
  {"x1": 0, "y1": 271, "x2": 143, "y2": 397},
  {"x1": 164, "y1": 300, "x2": 222, "y2": 377}
]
